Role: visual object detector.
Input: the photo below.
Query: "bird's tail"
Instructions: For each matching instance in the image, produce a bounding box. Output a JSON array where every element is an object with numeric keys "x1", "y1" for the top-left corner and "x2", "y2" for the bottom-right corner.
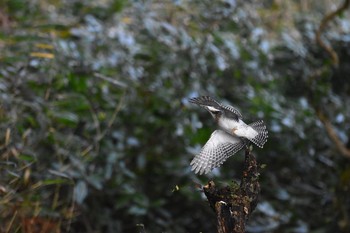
[{"x1": 248, "y1": 120, "x2": 268, "y2": 148}]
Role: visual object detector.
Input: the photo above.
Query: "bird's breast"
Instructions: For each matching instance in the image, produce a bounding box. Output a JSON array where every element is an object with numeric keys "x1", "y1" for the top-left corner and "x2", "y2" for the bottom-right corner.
[
  {"x1": 218, "y1": 117, "x2": 241, "y2": 133},
  {"x1": 218, "y1": 118, "x2": 258, "y2": 139}
]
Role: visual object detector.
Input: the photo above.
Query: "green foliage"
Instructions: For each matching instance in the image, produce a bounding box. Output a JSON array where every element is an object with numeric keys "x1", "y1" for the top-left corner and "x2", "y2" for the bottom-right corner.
[{"x1": 1, "y1": 0, "x2": 350, "y2": 233}]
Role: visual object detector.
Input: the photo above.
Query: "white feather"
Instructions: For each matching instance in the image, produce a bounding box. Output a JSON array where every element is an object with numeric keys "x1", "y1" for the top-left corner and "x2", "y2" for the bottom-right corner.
[
  {"x1": 206, "y1": 106, "x2": 220, "y2": 112},
  {"x1": 219, "y1": 118, "x2": 258, "y2": 139},
  {"x1": 205, "y1": 130, "x2": 242, "y2": 148},
  {"x1": 190, "y1": 130, "x2": 245, "y2": 175}
]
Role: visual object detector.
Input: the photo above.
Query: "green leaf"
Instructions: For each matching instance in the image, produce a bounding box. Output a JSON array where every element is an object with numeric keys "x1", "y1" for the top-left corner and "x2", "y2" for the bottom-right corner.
[
  {"x1": 50, "y1": 111, "x2": 79, "y2": 127},
  {"x1": 19, "y1": 154, "x2": 36, "y2": 162},
  {"x1": 42, "y1": 178, "x2": 69, "y2": 185}
]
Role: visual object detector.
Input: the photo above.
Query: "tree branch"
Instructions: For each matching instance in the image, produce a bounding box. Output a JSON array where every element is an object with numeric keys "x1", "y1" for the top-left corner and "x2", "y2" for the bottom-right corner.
[
  {"x1": 203, "y1": 149, "x2": 260, "y2": 233},
  {"x1": 311, "y1": 0, "x2": 350, "y2": 159},
  {"x1": 316, "y1": 108, "x2": 350, "y2": 159},
  {"x1": 315, "y1": 0, "x2": 350, "y2": 66}
]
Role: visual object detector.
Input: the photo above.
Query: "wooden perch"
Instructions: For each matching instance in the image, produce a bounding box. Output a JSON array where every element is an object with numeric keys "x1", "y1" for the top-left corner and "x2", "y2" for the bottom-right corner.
[{"x1": 203, "y1": 149, "x2": 260, "y2": 233}]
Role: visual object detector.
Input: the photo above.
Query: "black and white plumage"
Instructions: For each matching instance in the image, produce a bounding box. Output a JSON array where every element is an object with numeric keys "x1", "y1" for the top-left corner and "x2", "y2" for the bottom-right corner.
[{"x1": 189, "y1": 96, "x2": 268, "y2": 175}]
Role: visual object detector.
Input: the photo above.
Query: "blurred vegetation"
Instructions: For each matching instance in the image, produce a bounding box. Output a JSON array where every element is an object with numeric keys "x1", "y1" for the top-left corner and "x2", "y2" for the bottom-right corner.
[{"x1": 1, "y1": 0, "x2": 350, "y2": 232}]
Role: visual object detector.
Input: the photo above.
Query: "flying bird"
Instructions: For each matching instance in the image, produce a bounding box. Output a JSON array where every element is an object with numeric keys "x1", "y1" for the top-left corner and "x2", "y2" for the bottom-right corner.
[{"x1": 189, "y1": 96, "x2": 268, "y2": 175}]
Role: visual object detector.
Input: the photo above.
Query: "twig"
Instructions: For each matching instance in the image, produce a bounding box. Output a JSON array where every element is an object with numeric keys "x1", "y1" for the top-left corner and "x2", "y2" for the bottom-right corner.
[
  {"x1": 316, "y1": 108, "x2": 350, "y2": 159},
  {"x1": 5, "y1": 210, "x2": 17, "y2": 233},
  {"x1": 97, "y1": 91, "x2": 126, "y2": 142},
  {"x1": 312, "y1": 0, "x2": 350, "y2": 159},
  {"x1": 87, "y1": 98, "x2": 102, "y2": 154},
  {"x1": 315, "y1": 0, "x2": 350, "y2": 66},
  {"x1": 93, "y1": 73, "x2": 128, "y2": 88},
  {"x1": 90, "y1": 72, "x2": 127, "y2": 147},
  {"x1": 85, "y1": 89, "x2": 126, "y2": 155}
]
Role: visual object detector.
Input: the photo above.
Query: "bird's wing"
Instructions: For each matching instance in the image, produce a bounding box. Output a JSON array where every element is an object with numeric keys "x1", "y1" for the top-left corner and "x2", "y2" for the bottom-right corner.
[
  {"x1": 248, "y1": 120, "x2": 268, "y2": 148},
  {"x1": 189, "y1": 96, "x2": 221, "y2": 110},
  {"x1": 234, "y1": 120, "x2": 268, "y2": 148},
  {"x1": 190, "y1": 130, "x2": 245, "y2": 175},
  {"x1": 189, "y1": 96, "x2": 243, "y2": 119},
  {"x1": 220, "y1": 104, "x2": 243, "y2": 119}
]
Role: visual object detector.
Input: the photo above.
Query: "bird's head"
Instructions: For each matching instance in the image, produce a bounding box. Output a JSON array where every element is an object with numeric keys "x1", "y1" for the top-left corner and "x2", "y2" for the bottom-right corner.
[{"x1": 205, "y1": 106, "x2": 222, "y2": 119}]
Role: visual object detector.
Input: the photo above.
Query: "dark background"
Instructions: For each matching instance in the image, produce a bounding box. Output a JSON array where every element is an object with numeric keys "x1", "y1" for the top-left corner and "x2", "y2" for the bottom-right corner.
[{"x1": 1, "y1": 0, "x2": 350, "y2": 232}]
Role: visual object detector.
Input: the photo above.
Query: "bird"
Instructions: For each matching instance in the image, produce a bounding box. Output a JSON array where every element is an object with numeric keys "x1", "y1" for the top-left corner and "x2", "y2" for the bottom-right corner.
[{"x1": 189, "y1": 96, "x2": 268, "y2": 175}]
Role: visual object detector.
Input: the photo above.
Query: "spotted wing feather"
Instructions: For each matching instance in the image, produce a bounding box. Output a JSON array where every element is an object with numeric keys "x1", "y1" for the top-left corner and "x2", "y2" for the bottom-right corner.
[
  {"x1": 248, "y1": 120, "x2": 268, "y2": 148},
  {"x1": 190, "y1": 96, "x2": 243, "y2": 120},
  {"x1": 189, "y1": 96, "x2": 221, "y2": 109},
  {"x1": 220, "y1": 104, "x2": 243, "y2": 119},
  {"x1": 190, "y1": 130, "x2": 246, "y2": 175}
]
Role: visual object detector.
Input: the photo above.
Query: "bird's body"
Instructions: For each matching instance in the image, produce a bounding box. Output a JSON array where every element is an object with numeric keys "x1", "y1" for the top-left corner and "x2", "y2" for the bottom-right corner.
[
  {"x1": 218, "y1": 117, "x2": 258, "y2": 140},
  {"x1": 189, "y1": 96, "x2": 268, "y2": 175}
]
